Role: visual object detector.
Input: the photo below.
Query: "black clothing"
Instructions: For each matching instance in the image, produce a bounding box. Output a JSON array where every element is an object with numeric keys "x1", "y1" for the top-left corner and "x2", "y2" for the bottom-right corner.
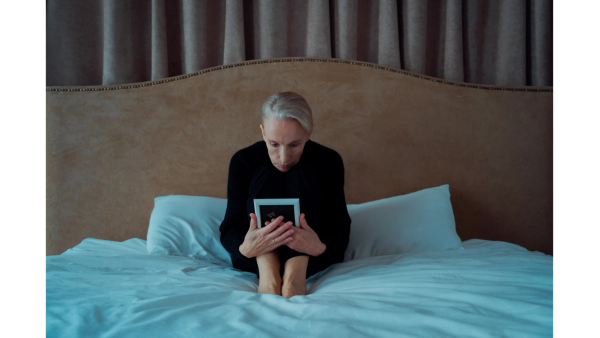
[
  {"x1": 219, "y1": 139, "x2": 351, "y2": 279},
  {"x1": 239, "y1": 163, "x2": 324, "y2": 278}
]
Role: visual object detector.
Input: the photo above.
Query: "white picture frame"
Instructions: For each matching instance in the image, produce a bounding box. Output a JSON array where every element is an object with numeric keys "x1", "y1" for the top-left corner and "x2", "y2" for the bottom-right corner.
[{"x1": 253, "y1": 198, "x2": 300, "y2": 228}]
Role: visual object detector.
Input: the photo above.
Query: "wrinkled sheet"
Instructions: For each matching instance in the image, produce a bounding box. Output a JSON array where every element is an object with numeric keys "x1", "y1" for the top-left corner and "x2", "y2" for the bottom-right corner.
[{"x1": 47, "y1": 238, "x2": 552, "y2": 337}]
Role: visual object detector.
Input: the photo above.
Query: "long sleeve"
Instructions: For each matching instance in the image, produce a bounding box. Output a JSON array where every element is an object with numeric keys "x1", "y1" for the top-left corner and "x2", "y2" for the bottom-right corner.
[
  {"x1": 312, "y1": 152, "x2": 351, "y2": 267},
  {"x1": 219, "y1": 151, "x2": 253, "y2": 256}
]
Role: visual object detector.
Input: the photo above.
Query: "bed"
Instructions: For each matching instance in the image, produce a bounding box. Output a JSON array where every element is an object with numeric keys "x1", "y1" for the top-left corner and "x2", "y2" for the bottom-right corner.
[{"x1": 46, "y1": 57, "x2": 553, "y2": 337}]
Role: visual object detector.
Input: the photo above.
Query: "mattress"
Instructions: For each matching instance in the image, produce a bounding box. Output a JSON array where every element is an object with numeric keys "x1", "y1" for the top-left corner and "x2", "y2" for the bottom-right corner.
[{"x1": 46, "y1": 238, "x2": 552, "y2": 337}]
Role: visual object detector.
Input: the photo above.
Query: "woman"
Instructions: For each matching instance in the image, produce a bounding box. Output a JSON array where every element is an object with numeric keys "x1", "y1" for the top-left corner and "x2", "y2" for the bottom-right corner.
[{"x1": 219, "y1": 92, "x2": 351, "y2": 298}]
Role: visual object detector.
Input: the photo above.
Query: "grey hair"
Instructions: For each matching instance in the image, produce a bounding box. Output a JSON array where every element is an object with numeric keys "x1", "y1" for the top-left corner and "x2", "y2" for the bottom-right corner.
[{"x1": 261, "y1": 92, "x2": 313, "y2": 134}]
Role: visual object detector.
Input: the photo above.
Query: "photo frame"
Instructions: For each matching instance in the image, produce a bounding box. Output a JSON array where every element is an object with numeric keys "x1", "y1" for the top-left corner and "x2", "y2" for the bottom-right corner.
[{"x1": 253, "y1": 198, "x2": 300, "y2": 228}]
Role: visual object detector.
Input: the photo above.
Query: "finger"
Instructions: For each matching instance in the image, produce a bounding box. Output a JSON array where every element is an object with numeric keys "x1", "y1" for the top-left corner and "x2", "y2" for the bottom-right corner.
[
  {"x1": 267, "y1": 221, "x2": 294, "y2": 240},
  {"x1": 273, "y1": 231, "x2": 294, "y2": 247},
  {"x1": 249, "y1": 213, "x2": 258, "y2": 230},
  {"x1": 265, "y1": 219, "x2": 281, "y2": 227},
  {"x1": 262, "y1": 215, "x2": 285, "y2": 232},
  {"x1": 299, "y1": 213, "x2": 311, "y2": 229},
  {"x1": 275, "y1": 226, "x2": 294, "y2": 242}
]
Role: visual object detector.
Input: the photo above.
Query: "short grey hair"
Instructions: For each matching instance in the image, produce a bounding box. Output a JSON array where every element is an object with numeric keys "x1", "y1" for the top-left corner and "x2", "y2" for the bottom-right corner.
[{"x1": 261, "y1": 92, "x2": 313, "y2": 134}]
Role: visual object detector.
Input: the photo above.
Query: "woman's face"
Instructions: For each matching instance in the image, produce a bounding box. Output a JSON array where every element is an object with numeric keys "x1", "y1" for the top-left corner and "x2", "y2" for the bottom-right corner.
[{"x1": 260, "y1": 116, "x2": 311, "y2": 173}]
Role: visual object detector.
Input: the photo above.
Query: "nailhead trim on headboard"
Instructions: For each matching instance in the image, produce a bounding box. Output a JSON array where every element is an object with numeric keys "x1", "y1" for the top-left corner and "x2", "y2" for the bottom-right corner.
[{"x1": 46, "y1": 57, "x2": 553, "y2": 93}]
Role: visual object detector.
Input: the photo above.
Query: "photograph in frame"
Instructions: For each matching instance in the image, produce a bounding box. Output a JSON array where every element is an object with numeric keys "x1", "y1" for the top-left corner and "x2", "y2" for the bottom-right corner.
[{"x1": 253, "y1": 198, "x2": 300, "y2": 228}]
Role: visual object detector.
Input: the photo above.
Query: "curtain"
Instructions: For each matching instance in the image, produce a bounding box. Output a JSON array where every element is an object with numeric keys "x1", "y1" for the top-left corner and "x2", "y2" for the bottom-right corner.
[{"x1": 46, "y1": 0, "x2": 552, "y2": 87}]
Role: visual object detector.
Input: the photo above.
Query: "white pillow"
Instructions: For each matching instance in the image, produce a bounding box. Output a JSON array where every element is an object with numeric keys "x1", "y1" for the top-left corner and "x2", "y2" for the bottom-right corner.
[
  {"x1": 146, "y1": 195, "x2": 232, "y2": 266},
  {"x1": 344, "y1": 184, "x2": 463, "y2": 262}
]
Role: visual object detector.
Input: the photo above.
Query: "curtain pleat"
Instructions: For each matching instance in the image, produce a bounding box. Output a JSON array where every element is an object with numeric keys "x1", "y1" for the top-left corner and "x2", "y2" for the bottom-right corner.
[
  {"x1": 150, "y1": 0, "x2": 169, "y2": 81},
  {"x1": 333, "y1": 0, "x2": 357, "y2": 63},
  {"x1": 102, "y1": 0, "x2": 153, "y2": 85},
  {"x1": 529, "y1": 0, "x2": 553, "y2": 86},
  {"x1": 306, "y1": 0, "x2": 332, "y2": 57},
  {"x1": 442, "y1": 0, "x2": 464, "y2": 82},
  {"x1": 46, "y1": 0, "x2": 104, "y2": 85},
  {"x1": 223, "y1": 0, "x2": 246, "y2": 64},
  {"x1": 400, "y1": 0, "x2": 427, "y2": 75},
  {"x1": 377, "y1": 0, "x2": 401, "y2": 69},
  {"x1": 46, "y1": 0, "x2": 553, "y2": 86}
]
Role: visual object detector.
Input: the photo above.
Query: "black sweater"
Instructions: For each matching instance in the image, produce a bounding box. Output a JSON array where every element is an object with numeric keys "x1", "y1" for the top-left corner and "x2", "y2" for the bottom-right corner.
[{"x1": 219, "y1": 139, "x2": 351, "y2": 268}]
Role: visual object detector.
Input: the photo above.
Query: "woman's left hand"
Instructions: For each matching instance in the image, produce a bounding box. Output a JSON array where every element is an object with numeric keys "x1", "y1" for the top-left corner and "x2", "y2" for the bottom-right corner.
[{"x1": 265, "y1": 213, "x2": 326, "y2": 256}]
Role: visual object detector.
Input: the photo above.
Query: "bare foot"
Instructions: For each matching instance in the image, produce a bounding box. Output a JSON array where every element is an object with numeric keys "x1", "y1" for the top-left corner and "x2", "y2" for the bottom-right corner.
[
  {"x1": 281, "y1": 279, "x2": 307, "y2": 298},
  {"x1": 258, "y1": 279, "x2": 282, "y2": 295}
]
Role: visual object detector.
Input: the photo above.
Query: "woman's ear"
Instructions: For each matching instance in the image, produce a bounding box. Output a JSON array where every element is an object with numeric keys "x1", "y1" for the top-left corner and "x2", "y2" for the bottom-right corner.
[{"x1": 260, "y1": 124, "x2": 266, "y2": 138}]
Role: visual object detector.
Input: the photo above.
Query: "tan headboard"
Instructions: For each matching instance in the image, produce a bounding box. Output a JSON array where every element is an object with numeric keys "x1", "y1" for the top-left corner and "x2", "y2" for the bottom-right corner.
[{"x1": 47, "y1": 57, "x2": 553, "y2": 256}]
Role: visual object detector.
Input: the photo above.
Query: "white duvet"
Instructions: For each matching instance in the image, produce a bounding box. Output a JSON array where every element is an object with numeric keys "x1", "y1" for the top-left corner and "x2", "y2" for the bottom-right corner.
[{"x1": 46, "y1": 238, "x2": 552, "y2": 337}]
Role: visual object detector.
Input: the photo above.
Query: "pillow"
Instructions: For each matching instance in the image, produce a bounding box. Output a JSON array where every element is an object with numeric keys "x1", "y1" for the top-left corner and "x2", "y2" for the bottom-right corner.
[
  {"x1": 146, "y1": 195, "x2": 232, "y2": 266},
  {"x1": 344, "y1": 184, "x2": 463, "y2": 262}
]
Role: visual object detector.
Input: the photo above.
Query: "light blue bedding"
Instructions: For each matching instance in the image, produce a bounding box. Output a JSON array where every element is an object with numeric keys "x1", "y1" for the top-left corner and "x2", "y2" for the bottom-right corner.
[{"x1": 46, "y1": 239, "x2": 552, "y2": 337}]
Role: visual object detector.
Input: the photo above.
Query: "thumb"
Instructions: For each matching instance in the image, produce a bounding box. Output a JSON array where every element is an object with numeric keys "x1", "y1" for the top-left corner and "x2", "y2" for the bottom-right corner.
[
  {"x1": 249, "y1": 213, "x2": 258, "y2": 230},
  {"x1": 300, "y1": 213, "x2": 310, "y2": 229}
]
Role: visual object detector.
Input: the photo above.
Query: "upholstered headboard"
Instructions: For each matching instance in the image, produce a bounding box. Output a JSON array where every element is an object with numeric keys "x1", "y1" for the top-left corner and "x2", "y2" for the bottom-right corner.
[{"x1": 46, "y1": 57, "x2": 553, "y2": 256}]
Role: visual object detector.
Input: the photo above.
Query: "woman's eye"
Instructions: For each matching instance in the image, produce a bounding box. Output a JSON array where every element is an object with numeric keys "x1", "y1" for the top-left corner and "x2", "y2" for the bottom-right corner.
[{"x1": 270, "y1": 143, "x2": 298, "y2": 148}]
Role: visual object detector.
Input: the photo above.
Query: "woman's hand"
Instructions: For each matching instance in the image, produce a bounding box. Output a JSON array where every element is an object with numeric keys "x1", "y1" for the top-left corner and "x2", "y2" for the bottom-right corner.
[
  {"x1": 239, "y1": 213, "x2": 295, "y2": 258},
  {"x1": 265, "y1": 213, "x2": 326, "y2": 257}
]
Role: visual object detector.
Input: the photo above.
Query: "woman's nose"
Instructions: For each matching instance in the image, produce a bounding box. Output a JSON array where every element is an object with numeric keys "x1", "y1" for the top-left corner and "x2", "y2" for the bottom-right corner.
[{"x1": 280, "y1": 148, "x2": 291, "y2": 163}]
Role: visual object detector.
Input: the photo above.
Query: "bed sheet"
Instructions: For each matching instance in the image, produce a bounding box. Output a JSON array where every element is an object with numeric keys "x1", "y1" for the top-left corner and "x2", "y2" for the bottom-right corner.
[{"x1": 47, "y1": 238, "x2": 552, "y2": 337}]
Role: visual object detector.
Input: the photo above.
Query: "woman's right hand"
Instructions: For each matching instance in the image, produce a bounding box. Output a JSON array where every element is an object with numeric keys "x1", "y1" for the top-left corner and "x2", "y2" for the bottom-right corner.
[{"x1": 239, "y1": 213, "x2": 295, "y2": 258}]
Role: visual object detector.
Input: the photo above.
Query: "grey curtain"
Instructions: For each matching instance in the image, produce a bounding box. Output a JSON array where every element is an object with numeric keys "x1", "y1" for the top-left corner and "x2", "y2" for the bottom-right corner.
[{"x1": 46, "y1": 0, "x2": 552, "y2": 87}]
